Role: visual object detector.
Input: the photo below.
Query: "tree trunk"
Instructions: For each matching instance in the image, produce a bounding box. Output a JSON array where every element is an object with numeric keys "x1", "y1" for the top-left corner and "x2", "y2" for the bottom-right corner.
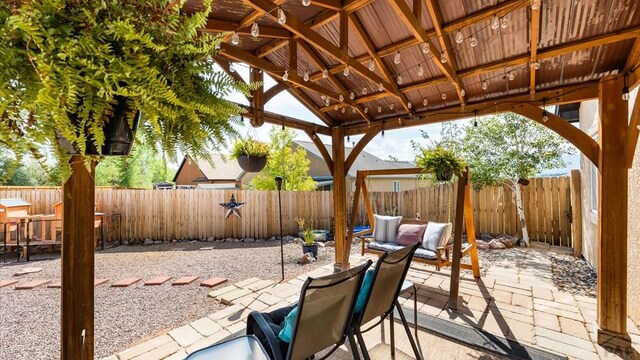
[{"x1": 514, "y1": 180, "x2": 529, "y2": 246}]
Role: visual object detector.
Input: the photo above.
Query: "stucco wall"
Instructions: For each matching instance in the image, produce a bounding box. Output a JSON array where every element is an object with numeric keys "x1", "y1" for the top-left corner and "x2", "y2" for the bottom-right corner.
[{"x1": 579, "y1": 90, "x2": 640, "y2": 326}]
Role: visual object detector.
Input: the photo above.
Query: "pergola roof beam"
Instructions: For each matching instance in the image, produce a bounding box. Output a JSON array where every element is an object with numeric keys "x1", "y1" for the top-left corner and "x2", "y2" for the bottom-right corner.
[
  {"x1": 205, "y1": 19, "x2": 290, "y2": 39},
  {"x1": 529, "y1": 1, "x2": 541, "y2": 95},
  {"x1": 238, "y1": 104, "x2": 332, "y2": 135},
  {"x1": 243, "y1": 0, "x2": 401, "y2": 100}
]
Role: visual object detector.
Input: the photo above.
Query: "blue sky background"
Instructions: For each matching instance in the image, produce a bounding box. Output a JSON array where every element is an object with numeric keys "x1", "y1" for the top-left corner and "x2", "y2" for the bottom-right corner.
[{"x1": 220, "y1": 63, "x2": 580, "y2": 175}]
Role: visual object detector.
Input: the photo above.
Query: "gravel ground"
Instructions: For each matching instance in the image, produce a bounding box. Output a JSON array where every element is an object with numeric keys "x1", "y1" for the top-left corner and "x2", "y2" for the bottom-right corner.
[
  {"x1": 549, "y1": 251, "x2": 597, "y2": 297},
  {"x1": 0, "y1": 239, "x2": 344, "y2": 359}
]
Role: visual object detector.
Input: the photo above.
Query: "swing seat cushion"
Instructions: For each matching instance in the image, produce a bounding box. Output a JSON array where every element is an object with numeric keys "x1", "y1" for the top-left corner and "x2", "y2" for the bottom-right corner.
[
  {"x1": 422, "y1": 222, "x2": 453, "y2": 252},
  {"x1": 372, "y1": 215, "x2": 402, "y2": 243},
  {"x1": 395, "y1": 223, "x2": 427, "y2": 246},
  {"x1": 366, "y1": 241, "x2": 443, "y2": 260}
]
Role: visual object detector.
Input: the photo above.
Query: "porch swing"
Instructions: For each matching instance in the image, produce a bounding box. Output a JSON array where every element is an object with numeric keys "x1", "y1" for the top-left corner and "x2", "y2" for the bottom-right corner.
[{"x1": 347, "y1": 167, "x2": 481, "y2": 279}]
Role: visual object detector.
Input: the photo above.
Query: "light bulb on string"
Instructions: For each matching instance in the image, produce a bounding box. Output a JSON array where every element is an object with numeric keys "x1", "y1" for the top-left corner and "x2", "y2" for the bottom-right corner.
[
  {"x1": 441, "y1": 93, "x2": 447, "y2": 100},
  {"x1": 302, "y1": 0, "x2": 311, "y2": 6},
  {"x1": 231, "y1": 32, "x2": 240, "y2": 45},
  {"x1": 362, "y1": 87, "x2": 368, "y2": 95},
  {"x1": 460, "y1": 89, "x2": 465, "y2": 97},
  {"x1": 473, "y1": 111, "x2": 478, "y2": 127},
  {"x1": 623, "y1": 85, "x2": 630, "y2": 101},
  {"x1": 422, "y1": 43, "x2": 431, "y2": 54},
  {"x1": 377, "y1": 106, "x2": 382, "y2": 113},
  {"x1": 491, "y1": 15, "x2": 500, "y2": 29},
  {"x1": 531, "y1": 0, "x2": 542, "y2": 10},
  {"x1": 531, "y1": 61, "x2": 541, "y2": 70},
  {"x1": 215, "y1": 42, "x2": 221, "y2": 50},
  {"x1": 347, "y1": 135, "x2": 350, "y2": 143},
  {"x1": 339, "y1": 94, "x2": 344, "y2": 102},
  {"x1": 389, "y1": 104, "x2": 394, "y2": 110},
  {"x1": 455, "y1": 31, "x2": 464, "y2": 44},
  {"x1": 277, "y1": 8, "x2": 286, "y2": 25},
  {"x1": 397, "y1": 75, "x2": 403, "y2": 85},
  {"x1": 542, "y1": 109, "x2": 549, "y2": 122},
  {"x1": 423, "y1": 98, "x2": 428, "y2": 106},
  {"x1": 282, "y1": 70, "x2": 288, "y2": 81},
  {"x1": 417, "y1": 64, "x2": 424, "y2": 77},
  {"x1": 482, "y1": 80, "x2": 488, "y2": 90},
  {"x1": 251, "y1": 22, "x2": 260, "y2": 37},
  {"x1": 351, "y1": 107, "x2": 356, "y2": 114},
  {"x1": 320, "y1": 95, "x2": 326, "y2": 100},
  {"x1": 349, "y1": 91, "x2": 355, "y2": 100},
  {"x1": 364, "y1": 107, "x2": 369, "y2": 114},
  {"x1": 341, "y1": 107, "x2": 345, "y2": 113},
  {"x1": 381, "y1": 130, "x2": 385, "y2": 138},
  {"x1": 229, "y1": 63, "x2": 236, "y2": 73},
  {"x1": 440, "y1": 52, "x2": 448, "y2": 64},
  {"x1": 322, "y1": 69, "x2": 328, "y2": 78},
  {"x1": 407, "y1": 102, "x2": 412, "y2": 109},
  {"x1": 469, "y1": 37, "x2": 478, "y2": 48},
  {"x1": 325, "y1": 98, "x2": 330, "y2": 106},
  {"x1": 378, "y1": 83, "x2": 384, "y2": 92},
  {"x1": 368, "y1": 58, "x2": 375, "y2": 71},
  {"x1": 334, "y1": 105, "x2": 339, "y2": 111},
  {"x1": 508, "y1": 71, "x2": 515, "y2": 81},
  {"x1": 303, "y1": 70, "x2": 309, "y2": 82},
  {"x1": 394, "y1": 51, "x2": 401, "y2": 64},
  {"x1": 343, "y1": 66, "x2": 350, "y2": 77},
  {"x1": 500, "y1": 17, "x2": 508, "y2": 29}
]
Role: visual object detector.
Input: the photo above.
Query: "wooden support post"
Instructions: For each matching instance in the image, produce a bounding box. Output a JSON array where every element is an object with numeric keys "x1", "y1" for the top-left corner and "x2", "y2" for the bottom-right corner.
[
  {"x1": 448, "y1": 170, "x2": 468, "y2": 310},
  {"x1": 62, "y1": 156, "x2": 96, "y2": 359},
  {"x1": 570, "y1": 169, "x2": 583, "y2": 257},
  {"x1": 596, "y1": 75, "x2": 631, "y2": 349},
  {"x1": 332, "y1": 127, "x2": 349, "y2": 270},
  {"x1": 463, "y1": 174, "x2": 480, "y2": 279},
  {"x1": 249, "y1": 67, "x2": 264, "y2": 127}
]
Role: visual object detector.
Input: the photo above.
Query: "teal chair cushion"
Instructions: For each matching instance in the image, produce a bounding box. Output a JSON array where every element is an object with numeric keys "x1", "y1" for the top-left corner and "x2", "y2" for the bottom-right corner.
[{"x1": 277, "y1": 306, "x2": 298, "y2": 343}]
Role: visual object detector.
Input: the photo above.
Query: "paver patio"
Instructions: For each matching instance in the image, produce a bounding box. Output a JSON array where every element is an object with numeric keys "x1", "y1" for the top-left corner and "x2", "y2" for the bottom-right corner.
[{"x1": 110, "y1": 248, "x2": 640, "y2": 360}]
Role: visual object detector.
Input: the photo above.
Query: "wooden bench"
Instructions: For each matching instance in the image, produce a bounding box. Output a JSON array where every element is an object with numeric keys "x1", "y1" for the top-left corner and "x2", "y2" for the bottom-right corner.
[{"x1": 360, "y1": 219, "x2": 478, "y2": 271}]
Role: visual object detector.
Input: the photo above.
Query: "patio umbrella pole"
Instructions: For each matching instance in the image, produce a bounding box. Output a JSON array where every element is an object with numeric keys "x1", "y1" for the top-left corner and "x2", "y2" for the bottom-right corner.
[{"x1": 275, "y1": 176, "x2": 284, "y2": 282}]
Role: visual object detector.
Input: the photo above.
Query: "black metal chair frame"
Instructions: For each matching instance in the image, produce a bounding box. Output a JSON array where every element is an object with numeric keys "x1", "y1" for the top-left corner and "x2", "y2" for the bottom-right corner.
[
  {"x1": 247, "y1": 260, "x2": 372, "y2": 360},
  {"x1": 350, "y1": 243, "x2": 423, "y2": 360}
]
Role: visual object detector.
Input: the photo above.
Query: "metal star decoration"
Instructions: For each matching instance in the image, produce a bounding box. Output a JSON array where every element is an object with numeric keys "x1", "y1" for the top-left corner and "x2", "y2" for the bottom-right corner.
[{"x1": 219, "y1": 194, "x2": 245, "y2": 219}]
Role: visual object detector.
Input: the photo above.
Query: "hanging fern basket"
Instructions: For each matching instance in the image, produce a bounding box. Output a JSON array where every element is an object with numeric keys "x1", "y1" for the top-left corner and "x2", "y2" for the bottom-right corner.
[
  {"x1": 57, "y1": 97, "x2": 140, "y2": 156},
  {"x1": 237, "y1": 155, "x2": 267, "y2": 172},
  {"x1": 435, "y1": 170, "x2": 454, "y2": 182}
]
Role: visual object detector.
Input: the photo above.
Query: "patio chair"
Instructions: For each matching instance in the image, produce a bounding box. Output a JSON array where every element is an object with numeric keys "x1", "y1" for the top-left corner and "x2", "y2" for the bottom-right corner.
[
  {"x1": 246, "y1": 260, "x2": 372, "y2": 360},
  {"x1": 350, "y1": 243, "x2": 422, "y2": 360}
]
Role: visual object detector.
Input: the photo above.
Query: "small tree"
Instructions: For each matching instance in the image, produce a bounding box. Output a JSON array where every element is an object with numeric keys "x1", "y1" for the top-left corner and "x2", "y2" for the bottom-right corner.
[
  {"x1": 248, "y1": 128, "x2": 316, "y2": 191},
  {"x1": 420, "y1": 113, "x2": 573, "y2": 246}
]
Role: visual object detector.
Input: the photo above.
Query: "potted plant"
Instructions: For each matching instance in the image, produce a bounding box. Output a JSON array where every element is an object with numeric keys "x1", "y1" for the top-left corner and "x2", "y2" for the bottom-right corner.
[
  {"x1": 415, "y1": 145, "x2": 466, "y2": 182},
  {"x1": 301, "y1": 228, "x2": 319, "y2": 259},
  {"x1": 0, "y1": 0, "x2": 257, "y2": 177},
  {"x1": 230, "y1": 138, "x2": 270, "y2": 172}
]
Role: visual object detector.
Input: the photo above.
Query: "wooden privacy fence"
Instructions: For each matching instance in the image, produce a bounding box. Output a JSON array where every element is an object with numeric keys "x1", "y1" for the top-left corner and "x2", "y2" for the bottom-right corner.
[{"x1": 0, "y1": 175, "x2": 572, "y2": 246}]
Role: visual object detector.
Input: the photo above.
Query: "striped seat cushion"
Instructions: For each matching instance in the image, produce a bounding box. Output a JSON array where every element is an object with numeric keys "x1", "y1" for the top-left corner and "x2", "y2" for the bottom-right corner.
[{"x1": 372, "y1": 215, "x2": 402, "y2": 243}]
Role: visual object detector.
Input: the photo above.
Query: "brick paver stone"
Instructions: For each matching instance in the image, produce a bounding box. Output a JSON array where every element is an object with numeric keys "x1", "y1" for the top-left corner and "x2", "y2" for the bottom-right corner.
[
  {"x1": 111, "y1": 277, "x2": 141, "y2": 287},
  {"x1": 130, "y1": 340, "x2": 181, "y2": 360},
  {"x1": 208, "y1": 304, "x2": 244, "y2": 321},
  {"x1": 558, "y1": 316, "x2": 590, "y2": 340},
  {"x1": 163, "y1": 349, "x2": 187, "y2": 360},
  {"x1": 234, "y1": 277, "x2": 262, "y2": 288},
  {"x1": 532, "y1": 286, "x2": 554, "y2": 301},
  {"x1": 144, "y1": 276, "x2": 172, "y2": 286},
  {"x1": 535, "y1": 327, "x2": 596, "y2": 352},
  {"x1": 207, "y1": 285, "x2": 238, "y2": 298},
  {"x1": 200, "y1": 277, "x2": 228, "y2": 288},
  {"x1": 172, "y1": 276, "x2": 199, "y2": 285},
  {"x1": 536, "y1": 336, "x2": 599, "y2": 360},
  {"x1": 256, "y1": 292, "x2": 281, "y2": 306},
  {"x1": 95, "y1": 278, "x2": 110, "y2": 286},
  {"x1": 247, "y1": 279, "x2": 276, "y2": 292},
  {"x1": 533, "y1": 311, "x2": 561, "y2": 331},
  {"x1": 168, "y1": 325, "x2": 203, "y2": 347},
  {"x1": 186, "y1": 329, "x2": 231, "y2": 355},
  {"x1": 190, "y1": 317, "x2": 222, "y2": 337},
  {"x1": 117, "y1": 335, "x2": 174, "y2": 360},
  {"x1": 219, "y1": 288, "x2": 253, "y2": 305},
  {"x1": 511, "y1": 293, "x2": 533, "y2": 309},
  {"x1": 15, "y1": 279, "x2": 51, "y2": 290},
  {"x1": 0, "y1": 280, "x2": 18, "y2": 288}
]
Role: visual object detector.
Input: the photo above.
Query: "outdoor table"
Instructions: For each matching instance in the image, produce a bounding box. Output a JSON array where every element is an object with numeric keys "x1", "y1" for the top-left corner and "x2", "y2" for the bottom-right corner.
[{"x1": 186, "y1": 335, "x2": 270, "y2": 360}]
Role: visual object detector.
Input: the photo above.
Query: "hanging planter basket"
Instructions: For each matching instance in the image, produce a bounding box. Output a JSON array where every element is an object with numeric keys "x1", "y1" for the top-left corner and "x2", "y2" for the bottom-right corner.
[
  {"x1": 435, "y1": 170, "x2": 454, "y2": 182},
  {"x1": 57, "y1": 96, "x2": 140, "y2": 156},
  {"x1": 237, "y1": 155, "x2": 267, "y2": 172}
]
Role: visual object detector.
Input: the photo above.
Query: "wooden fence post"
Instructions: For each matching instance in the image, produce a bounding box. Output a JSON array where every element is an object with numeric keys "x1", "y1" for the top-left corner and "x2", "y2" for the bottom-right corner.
[{"x1": 570, "y1": 169, "x2": 583, "y2": 257}]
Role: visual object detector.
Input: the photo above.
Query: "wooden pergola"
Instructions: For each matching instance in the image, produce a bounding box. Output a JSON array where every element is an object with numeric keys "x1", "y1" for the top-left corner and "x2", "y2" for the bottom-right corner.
[{"x1": 61, "y1": 0, "x2": 640, "y2": 358}]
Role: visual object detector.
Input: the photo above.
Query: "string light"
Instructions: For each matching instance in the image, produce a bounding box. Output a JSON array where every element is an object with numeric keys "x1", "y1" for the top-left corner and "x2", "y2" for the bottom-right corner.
[
  {"x1": 339, "y1": 94, "x2": 344, "y2": 102},
  {"x1": 389, "y1": 104, "x2": 394, "y2": 110},
  {"x1": 311, "y1": 131, "x2": 317, "y2": 139},
  {"x1": 215, "y1": 42, "x2": 221, "y2": 50},
  {"x1": 277, "y1": 8, "x2": 286, "y2": 25},
  {"x1": 500, "y1": 17, "x2": 509, "y2": 29},
  {"x1": 423, "y1": 98, "x2": 428, "y2": 106},
  {"x1": 364, "y1": 107, "x2": 369, "y2": 113},
  {"x1": 368, "y1": 58, "x2": 375, "y2": 71},
  {"x1": 542, "y1": 98, "x2": 549, "y2": 122},
  {"x1": 482, "y1": 80, "x2": 488, "y2": 90},
  {"x1": 320, "y1": 95, "x2": 326, "y2": 100},
  {"x1": 251, "y1": 23, "x2": 260, "y2": 37},
  {"x1": 422, "y1": 43, "x2": 431, "y2": 55},
  {"x1": 381, "y1": 130, "x2": 385, "y2": 138},
  {"x1": 302, "y1": 0, "x2": 311, "y2": 6},
  {"x1": 473, "y1": 110, "x2": 478, "y2": 127},
  {"x1": 347, "y1": 135, "x2": 350, "y2": 143},
  {"x1": 407, "y1": 102, "x2": 412, "y2": 109},
  {"x1": 229, "y1": 63, "x2": 236, "y2": 73},
  {"x1": 507, "y1": 71, "x2": 515, "y2": 81},
  {"x1": 397, "y1": 75, "x2": 403, "y2": 85},
  {"x1": 378, "y1": 83, "x2": 384, "y2": 92},
  {"x1": 394, "y1": 51, "x2": 401, "y2": 64},
  {"x1": 531, "y1": 0, "x2": 542, "y2": 10},
  {"x1": 469, "y1": 37, "x2": 478, "y2": 48},
  {"x1": 349, "y1": 91, "x2": 355, "y2": 100},
  {"x1": 343, "y1": 65, "x2": 350, "y2": 77},
  {"x1": 334, "y1": 105, "x2": 339, "y2": 110},
  {"x1": 623, "y1": 75, "x2": 630, "y2": 101},
  {"x1": 303, "y1": 70, "x2": 309, "y2": 82},
  {"x1": 441, "y1": 93, "x2": 447, "y2": 100},
  {"x1": 322, "y1": 69, "x2": 328, "y2": 78},
  {"x1": 231, "y1": 32, "x2": 240, "y2": 45},
  {"x1": 455, "y1": 31, "x2": 464, "y2": 44},
  {"x1": 417, "y1": 64, "x2": 424, "y2": 77},
  {"x1": 362, "y1": 87, "x2": 368, "y2": 95},
  {"x1": 491, "y1": 16, "x2": 500, "y2": 30},
  {"x1": 352, "y1": 106, "x2": 356, "y2": 113},
  {"x1": 282, "y1": 70, "x2": 289, "y2": 81},
  {"x1": 325, "y1": 98, "x2": 330, "y2": 106},
  {"x1": 440, "y1": 52, "x2": 448, "y2": 64},
  {"x1": 460, "y1": 89, "x2": 466, "y2": 97},
  {"x1": 377, "y1": 106, "x2": 382, "y2": 113},
  {"x1": 341, "y1": 107, "x2": 346, "y2": 113}
]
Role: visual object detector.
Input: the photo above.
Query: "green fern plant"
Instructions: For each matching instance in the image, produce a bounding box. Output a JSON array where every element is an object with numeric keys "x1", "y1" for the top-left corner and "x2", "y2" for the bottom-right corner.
[
  {"x1": 415, "y1": 145, "x2": 466, "y2": 182},
  {"x1": 0, "y1": 0, "x2": 259, "y2": 179},
  {"x1": 230, "y1": 138, "x2": 270, "y2": 159}
]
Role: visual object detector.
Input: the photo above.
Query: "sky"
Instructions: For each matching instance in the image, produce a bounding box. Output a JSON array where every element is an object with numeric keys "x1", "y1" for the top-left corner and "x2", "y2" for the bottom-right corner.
[{"x1": 220, "y1": 63, "x2": 580, "y2": 175}]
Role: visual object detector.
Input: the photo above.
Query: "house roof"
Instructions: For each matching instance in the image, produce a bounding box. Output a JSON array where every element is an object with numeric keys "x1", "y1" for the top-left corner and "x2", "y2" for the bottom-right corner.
[
  {"x1": 294, "y1": 140, "x2": 415, "y2": 177},
  {"x1": 172, "y1": 154, "x2": 246, "y2": 182}
]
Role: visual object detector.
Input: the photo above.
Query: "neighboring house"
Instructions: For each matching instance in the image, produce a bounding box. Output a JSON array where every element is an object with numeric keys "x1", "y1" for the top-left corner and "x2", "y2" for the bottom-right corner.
[
  {"x1": 578, "y1": 87, "x2": 640, "y2": 325},
  {"x1": 173, "y1": 141, "x2": 426, "y2": 192},
  {"x1": 172, "y1": 154, "x2": 255, "y2": 189}
]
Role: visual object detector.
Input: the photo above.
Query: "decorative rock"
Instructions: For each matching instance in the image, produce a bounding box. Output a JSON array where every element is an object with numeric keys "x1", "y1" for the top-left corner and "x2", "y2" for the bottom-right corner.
[
  {"x1": 225, "y1": 238, "x2": 234, "y2": 242},
  {"x1": 325, "y1": 241, "x2": 335, "y2": 247},
  {"x1": 243, "y1": 238, "x2": 255, "y2": 243},
  {"x1": 154, "y1": 240, "x2": 163, "y2": 245},
  {"x1": 189, "y1": 240, "x2": 198, "y2": 243},
  {"x1": 488, "y1": 239, "x2": 506, "y2": 249},
  {"x1": 480, "y1": 233, "x2": 493, "y2": 241},
  {"x1": 122, "y1": 240, "x2": 129, "y2": 246},
  {"x1": 207, "y1": 237, "x2": 215, "y2": 242},
  {"x1": 476, "y1": 240, "x2": 491, "y2": 250},
  {"x1": 268, "y1": 236, "x2": 276, "y2": 242},
  {"x1": 143, "y1": 239, "x2": 154, "y2": 245},
  {"x1": 255, "y1": 239, "x2": 263, "y2": 243},
  {"x1": 297, "y1": 253, "x2": 316, "y2": 265},
  {"x1": 497, "y1": 238, "x2": 514, "y2": 248},
  {"x1": 171, "y1": 239, "x2": 177, "y2": 243},
  {"x1": 317, "y1": 242, "x2": 325, "y2": 248},
  {"x1": 233, "y1": 238, "x2": 242, "y2": 243}
]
